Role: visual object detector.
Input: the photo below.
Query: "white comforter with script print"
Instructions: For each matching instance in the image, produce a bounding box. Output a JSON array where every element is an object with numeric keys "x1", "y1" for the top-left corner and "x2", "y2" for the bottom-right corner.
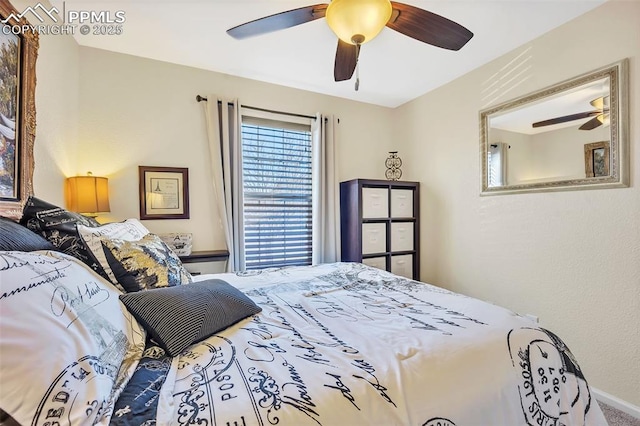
[{"x1": 150, "y1": 262, "x2": 607, "y2": 426}]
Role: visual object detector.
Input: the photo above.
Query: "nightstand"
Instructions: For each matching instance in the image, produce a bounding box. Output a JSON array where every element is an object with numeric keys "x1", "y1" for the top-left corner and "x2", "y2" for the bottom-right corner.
[{"x1": 179, "y1": 250, "x2": 229, "y2": 275}]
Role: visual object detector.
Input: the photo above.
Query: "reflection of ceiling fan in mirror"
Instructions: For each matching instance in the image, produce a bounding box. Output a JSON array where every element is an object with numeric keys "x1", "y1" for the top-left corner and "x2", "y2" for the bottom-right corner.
[
  {"x1": 532, "y1": 96, "x2": 610, "y2": 130},
  {"x1": 226, "y1": 0, "x2": 473, "y2": 89}
]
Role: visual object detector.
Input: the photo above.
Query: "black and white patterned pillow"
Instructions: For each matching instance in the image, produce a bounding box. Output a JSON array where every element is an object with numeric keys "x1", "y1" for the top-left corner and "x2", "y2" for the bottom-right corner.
[
  {"x1": 77, "y1": 219, "x2": 150, "y2": 287},
  {"x1": 119, "y1": 279, "x2": 262, "y2": 356},
  {"x1": 0, "y1": 216, "x2": 56, "y2": 251},
  {"x1": 101, "y1": 233, "x2": 192, "y2": 292},
  {"x1": 19, "y1": 196, "x2": 100, "y2": 266}
]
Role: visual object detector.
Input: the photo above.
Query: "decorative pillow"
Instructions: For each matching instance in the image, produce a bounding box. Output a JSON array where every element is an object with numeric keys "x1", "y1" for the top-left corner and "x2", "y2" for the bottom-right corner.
[
  {"x1": 78, "y1": 219, "x2": 150, "y2": 286},
  {"x1": 119, "y1": 278, "x2": 262, "y2": 356},
  {"x1": 0, "y1": 216, "x2": 56, "y2": 251},
  {"x1": 0, "y1": 250, "x2": 146, "y2": 426},
  {"x1": 101, "y1": 233, "x2": 193, "y2": 292},
  {"x1": 19, "y1": 196, "x2": 100, "y2": 267}
]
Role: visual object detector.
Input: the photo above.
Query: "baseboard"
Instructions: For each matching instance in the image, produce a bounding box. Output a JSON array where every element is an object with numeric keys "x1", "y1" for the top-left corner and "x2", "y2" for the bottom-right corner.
[{"x1": 593, "y1": 387, "x2": 640, "y2": 419}]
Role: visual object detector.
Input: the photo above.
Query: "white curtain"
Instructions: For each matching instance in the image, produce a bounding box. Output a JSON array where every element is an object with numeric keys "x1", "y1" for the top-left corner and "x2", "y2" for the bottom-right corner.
[
  {"x1": 311, "y1": 114, "x2": 340, "y2": 264},
  {"x1": 488, "y1": 142, "x2": 508, "y2": 187},
  {"x1": 202, "y1": 96, "x2": 245, "y2": 271}
]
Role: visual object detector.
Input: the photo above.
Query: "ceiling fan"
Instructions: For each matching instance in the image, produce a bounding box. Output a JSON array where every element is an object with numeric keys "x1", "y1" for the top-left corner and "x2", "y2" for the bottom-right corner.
[
  {"x1": 532, "y1": 96, "x2": 610, "y2": 131},
  {"x1": 226, "y1": 0, "x2": 473, "y2": 89}
]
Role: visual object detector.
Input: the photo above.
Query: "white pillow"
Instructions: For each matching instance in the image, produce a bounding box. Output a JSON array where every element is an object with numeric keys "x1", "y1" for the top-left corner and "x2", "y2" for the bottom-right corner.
[
  {"x1": 0, "y1": 250, "x2": 145, "y2": 425},
  {"x1": 78, "y1": 218, "x2": 149, "y2": 286}
]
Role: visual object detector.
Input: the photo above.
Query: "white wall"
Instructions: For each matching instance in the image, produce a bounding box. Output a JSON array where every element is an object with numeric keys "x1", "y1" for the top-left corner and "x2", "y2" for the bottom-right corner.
[
  {"x1": 491, "y1": 124, "x2": 612, "y2": 185},
  {"x1": 76, "y1": 47, "x2": 395, "y2": 251},
  {"x1": 394, "y1": 1, "x2": 639, "y2": 406},
  {"x1": 530, "y1": 125, "x2": 610, "y2": 181}
]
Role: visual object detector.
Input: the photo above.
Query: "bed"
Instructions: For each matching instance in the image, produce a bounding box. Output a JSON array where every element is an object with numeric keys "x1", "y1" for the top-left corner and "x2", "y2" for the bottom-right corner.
[{"x1": 0, "y1": 199, "x2": 608, "y2": 426}]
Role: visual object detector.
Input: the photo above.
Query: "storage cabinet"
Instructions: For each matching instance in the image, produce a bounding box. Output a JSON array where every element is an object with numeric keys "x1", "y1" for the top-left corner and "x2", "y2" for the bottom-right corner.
[{"x1": 340, "y1": 179, "x2": 420, "y2": 280}]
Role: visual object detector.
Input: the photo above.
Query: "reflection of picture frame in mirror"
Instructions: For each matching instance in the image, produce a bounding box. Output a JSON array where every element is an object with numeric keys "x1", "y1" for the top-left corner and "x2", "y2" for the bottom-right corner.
[{"x1": 584, "y1": 141, "x2": 610, "y2": 178}]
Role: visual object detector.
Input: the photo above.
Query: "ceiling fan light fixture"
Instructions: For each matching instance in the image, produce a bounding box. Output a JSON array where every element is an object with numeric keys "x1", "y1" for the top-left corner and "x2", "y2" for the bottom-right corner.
[
  {"x1": 598, "y1": 114, "x2": 611, "y2": 127},
  {"x1": 591, "y1": 98, "x2": 604, "y2": 110},
  {"x1": 326, "y1": 0, "x2": 392, "y2": 45}
]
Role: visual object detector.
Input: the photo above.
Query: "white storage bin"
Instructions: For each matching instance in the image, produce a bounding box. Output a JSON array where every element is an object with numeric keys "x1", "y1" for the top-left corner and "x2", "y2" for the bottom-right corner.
[
  {"x1": 362, "y1": 257, "x2": 386, "y2": 270},
  {"x1": 391, "y1": 254, "x2": 413, "y2": 279},
  {"x1": 391, "y1": 222, "x2": 413, "y2": 252},
  {"x1": 391, "y1": 189, "x2": 413, "y2": 218},
  {"x1": 361, "y1": 223, "x2": 386, "y2": 254},
  {"x1": 362, "y1": 187, "x2": 388, "y2": 218}
]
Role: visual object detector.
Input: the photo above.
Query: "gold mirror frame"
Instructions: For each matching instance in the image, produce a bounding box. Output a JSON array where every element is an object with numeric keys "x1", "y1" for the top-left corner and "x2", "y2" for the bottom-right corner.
[
  {"x1": 0, "y1": 0, "x2": 38, "y2": 219},
  {"x1": 479, "y1": 59, "x2": 629, "y2": 195}
]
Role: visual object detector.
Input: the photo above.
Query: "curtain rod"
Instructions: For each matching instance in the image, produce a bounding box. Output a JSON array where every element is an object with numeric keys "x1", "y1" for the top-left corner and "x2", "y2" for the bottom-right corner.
[{"x1": 196, "y1": 95, "x2": 316, "y2": 120}]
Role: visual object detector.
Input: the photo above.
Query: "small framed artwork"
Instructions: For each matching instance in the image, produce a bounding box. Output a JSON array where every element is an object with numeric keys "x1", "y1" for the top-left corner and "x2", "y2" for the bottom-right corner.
[
  {"x1": 584, "y1": 141, "x2": 610, "y2": 178},
  {"x1": 139, "y1": 166, "x2": 190, "y2": 220}
]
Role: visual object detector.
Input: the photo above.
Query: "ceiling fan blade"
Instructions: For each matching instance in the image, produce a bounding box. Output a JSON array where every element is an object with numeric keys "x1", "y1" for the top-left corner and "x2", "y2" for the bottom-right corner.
[
  {"x1": 386, "y1": 2, "x2": 473, "y2": 50},
  {"x1": 532, "y1": 111, "x2": 600, "y2": 128},
  {"x1": 227, "y1": 4, "x2": 328, "y2": 39},
  {"x1": 334, "y1": 39, "x2": 359, "y2": 82},
  {"x1": 579, "y1": 114, "x2": 605, "y2": 130}
]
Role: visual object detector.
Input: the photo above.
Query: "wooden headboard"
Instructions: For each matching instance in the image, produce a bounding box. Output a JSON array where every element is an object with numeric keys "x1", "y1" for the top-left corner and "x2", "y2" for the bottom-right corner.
[{"x1": 0, "y1": 0, "x2": 38, "y2": 219}]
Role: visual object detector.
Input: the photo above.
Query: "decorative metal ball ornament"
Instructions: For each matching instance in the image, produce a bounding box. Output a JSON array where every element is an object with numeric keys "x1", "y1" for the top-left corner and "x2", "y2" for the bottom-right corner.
[{"x1": 385, "y1": 151, "x2": 402, "y2": 181}]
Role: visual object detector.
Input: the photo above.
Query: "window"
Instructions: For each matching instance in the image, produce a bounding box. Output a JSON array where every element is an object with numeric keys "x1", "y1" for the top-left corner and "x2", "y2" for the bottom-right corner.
[{"x1": 241, "y1": 116, "x2": 313, "y2": 269}]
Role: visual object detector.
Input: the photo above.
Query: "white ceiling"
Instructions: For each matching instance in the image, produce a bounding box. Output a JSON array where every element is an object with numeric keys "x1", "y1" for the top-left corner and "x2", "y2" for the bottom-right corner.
[{"x1": 50, "y1": 0, "x2": 606, "y2": 108}]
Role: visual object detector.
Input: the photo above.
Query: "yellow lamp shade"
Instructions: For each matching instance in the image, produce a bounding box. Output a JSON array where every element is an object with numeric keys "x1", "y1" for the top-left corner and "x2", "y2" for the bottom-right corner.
[
  {"x1": 66, "y1": 175, "x2": 111, "y2": 215},
  {"x1": 326, "y1": 0, "x2": 392, "y2": 44}
]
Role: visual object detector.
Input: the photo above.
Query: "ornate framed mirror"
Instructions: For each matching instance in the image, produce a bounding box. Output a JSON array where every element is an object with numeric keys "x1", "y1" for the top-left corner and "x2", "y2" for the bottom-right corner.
[{"x1": 479, "y1": 59, "x2": 629, "y2": 195}]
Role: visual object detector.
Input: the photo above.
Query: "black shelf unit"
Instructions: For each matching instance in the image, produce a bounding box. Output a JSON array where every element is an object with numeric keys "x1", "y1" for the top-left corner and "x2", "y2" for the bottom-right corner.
[{"x1": 340, "y1": 179, "x2": 420, "y2": 280}]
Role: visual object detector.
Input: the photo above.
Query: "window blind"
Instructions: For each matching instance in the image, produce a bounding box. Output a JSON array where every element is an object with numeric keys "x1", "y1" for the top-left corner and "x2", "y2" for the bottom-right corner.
[{"x1": 241, "y1": 122, "x2": 313, "y2": 270}]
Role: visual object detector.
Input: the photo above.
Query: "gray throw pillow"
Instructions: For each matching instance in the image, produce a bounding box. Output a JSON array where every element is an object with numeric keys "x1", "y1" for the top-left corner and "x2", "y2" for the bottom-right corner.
[
  {"x1": 0, "y1": 216, "x2": 56, "y2": 252},
  {"x1": 119, "y1": 279, "x2": 261, "y2": 356}
]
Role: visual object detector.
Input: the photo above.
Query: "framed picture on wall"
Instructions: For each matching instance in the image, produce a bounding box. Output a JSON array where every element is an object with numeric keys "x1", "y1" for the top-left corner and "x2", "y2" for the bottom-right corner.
[
  {"x1": 139, "y1": 166, "x2": 190, "y2": 220},
  {"x1": 584, "y1": 141, "x2": 610, "y2": 178},
  {"x1": 0, "y1": 0, "x2": 38, "y2": 219}
]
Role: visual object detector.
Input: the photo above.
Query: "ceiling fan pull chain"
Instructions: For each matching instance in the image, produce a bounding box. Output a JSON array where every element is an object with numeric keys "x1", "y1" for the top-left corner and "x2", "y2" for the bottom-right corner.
[{"x1": 355, "y1": 43, "x2": 360, "y2": 91}]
